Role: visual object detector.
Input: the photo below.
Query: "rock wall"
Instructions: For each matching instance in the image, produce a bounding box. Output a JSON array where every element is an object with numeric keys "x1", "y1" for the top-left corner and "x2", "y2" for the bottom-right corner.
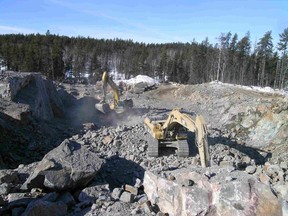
[
  {"x1": 0, "y1": 71, "x2": 35, "y2": 100},
  {"x1": 227, "y1": 100, "x2": 288, "y2": 149},
  {"x1": 143, "y1": 169, "x2": 284, "y2": 216},
  {"x1": 171, "y1": 83, "x2": 288, "y2": 151},
  {"x1": 0, "y1": 71, "x2": 65, "y2": 121}
]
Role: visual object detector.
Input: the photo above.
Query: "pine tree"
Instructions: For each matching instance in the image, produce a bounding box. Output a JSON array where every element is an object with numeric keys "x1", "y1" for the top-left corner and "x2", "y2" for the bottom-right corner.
[
  {"x1": 236, "y1": 32, "x2": 251, "y2": 84},
  {"x1": 226, "y1": 33, "x2": 238, "y2": 83},
  {"x1": 256, "y1": 31, "x2": 273, "y2": 86},
  {"x1": 277, "y1": 28, "x2": 288, "y2": 88}
]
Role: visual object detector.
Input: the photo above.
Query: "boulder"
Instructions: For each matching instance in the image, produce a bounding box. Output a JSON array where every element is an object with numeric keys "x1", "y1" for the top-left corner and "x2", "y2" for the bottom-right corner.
[
  {"x1": 143, "y1": 170, "x2": 283, "y2": 216},
  {"x1": 273, "y1": 183, "x2": 288, "y2": 201},
  {"x1": 21, "y1": 139, "x2": 104, "y2": 191},
  {"x1": 12, "y1": 207, "x2": 25, "y2": 216},
  {"x1": 0, "y1": 183, "x2": 11, "y2": 195},
  {"x1": 124, "y1": 184, "x2": 138, "y2": 195},
  {"x1": 120, "y1": 191, "x2": 135, "y2": 203},
  {"x1": 7, "y1": 193, "x2": 36, "y2": 209},
  {"x1": 0, "y1": 196, "x2": 5, "y2": 206},
  {"x1": 0, "y1": 72, "x2": 34, "y2": 100},
  {"x1": 111, "y1": 188, "x2": 123, "y2": 200},
  {"x1": 245, "y1": 165, "x2": 256, "y2": 174},
  {"x1": 22, "y1": 200, "x2": 67, "y2": 216},
  {"x1": 0, "y1": 71, "x2": 65, "y2": 121},
  {"x1": 78, "y1": 185, "x2": 109, "y2": 202},
  {"x1": 57, "y1": 192, "x2": 76, "y2": 209},
  {"x1": 0, "y1": 170, "x2": 19, "y2": 184}
]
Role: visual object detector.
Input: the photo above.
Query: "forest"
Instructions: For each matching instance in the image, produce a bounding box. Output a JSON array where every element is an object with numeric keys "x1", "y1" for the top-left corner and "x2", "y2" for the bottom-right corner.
[{"x1": 0, "y1": 28, "x2": 287, "y2": 88}]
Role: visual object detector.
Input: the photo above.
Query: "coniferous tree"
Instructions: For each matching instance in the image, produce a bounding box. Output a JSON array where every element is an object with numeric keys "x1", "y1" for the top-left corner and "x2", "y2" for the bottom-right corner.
[
  {"x1": 236, "y1": 32, "x2": 251, "y2": 84},
  {"x1": 0, "y1": 29, "x2": 287, "y2": 89},
  {"x1": 277, "y1": 28, "x2": 288, "y2": 88},
  {"x1": 256, "y1": 31, "x2": 273, "y2": 86},
  {"x1": 227, "y1": 33, "x2": 238, "y2": 83}
]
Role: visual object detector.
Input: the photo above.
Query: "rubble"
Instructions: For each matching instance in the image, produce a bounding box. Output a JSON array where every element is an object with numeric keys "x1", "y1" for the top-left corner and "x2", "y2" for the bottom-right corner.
[{"x1": 0, "y1": 71, "x2": 288, "y2": 215}]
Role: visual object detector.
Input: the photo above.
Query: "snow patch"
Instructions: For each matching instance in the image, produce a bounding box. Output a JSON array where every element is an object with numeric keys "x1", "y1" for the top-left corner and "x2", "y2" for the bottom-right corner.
[
  {"x1": 107, "y1": 69, "x2": 159, "y2": 86},
  {"x1": 115, "y1": 75, "x2": 159, "y2": 86},
  {"x1": 210, "y1": 80, "x2": 288, "y2": 97}
]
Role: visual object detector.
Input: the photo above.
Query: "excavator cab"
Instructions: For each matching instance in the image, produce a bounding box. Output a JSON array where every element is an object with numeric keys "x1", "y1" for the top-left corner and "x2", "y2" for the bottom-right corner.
[{"x1": 95, "y1": 71, "x2": 133, "y2": 114}]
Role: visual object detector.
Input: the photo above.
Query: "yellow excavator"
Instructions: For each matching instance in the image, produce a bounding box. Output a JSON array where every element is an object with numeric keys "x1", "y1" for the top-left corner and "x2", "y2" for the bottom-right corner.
[
  {"x1": 144, "y1": 108, "x2": 210, "y2": 167},
  {"x1": 95, "y1": 71, "x2": 133, "y2": 114}
]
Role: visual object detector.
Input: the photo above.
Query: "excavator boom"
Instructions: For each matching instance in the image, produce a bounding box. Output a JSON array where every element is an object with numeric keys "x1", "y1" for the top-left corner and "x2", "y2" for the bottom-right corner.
[{"x1": 102, "y1": 71, "x2": 120, "y2": 107}]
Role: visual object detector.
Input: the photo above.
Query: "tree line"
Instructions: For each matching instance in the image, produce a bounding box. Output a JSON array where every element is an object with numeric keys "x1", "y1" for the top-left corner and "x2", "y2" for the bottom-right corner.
[{"x1": 0, "y1": 28, "x2": 287, "y2": 88}]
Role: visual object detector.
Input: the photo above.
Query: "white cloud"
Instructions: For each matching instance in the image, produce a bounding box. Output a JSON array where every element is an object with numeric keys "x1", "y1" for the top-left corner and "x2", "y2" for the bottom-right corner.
[
  {"x1": 47, "y1": 0, "x2": 182, "y2": 43},
  {"x1": 50, "y1": 24, "x2": 173, "y2": 44},
  {"x1": 0, "y1": 25, "x2": 35, "y2": 34}
]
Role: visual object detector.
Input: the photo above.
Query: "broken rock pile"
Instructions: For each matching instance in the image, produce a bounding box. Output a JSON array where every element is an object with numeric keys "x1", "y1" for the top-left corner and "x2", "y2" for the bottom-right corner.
[{"x1": 1, "y1": 73, "x2": 288, "y2": 215}]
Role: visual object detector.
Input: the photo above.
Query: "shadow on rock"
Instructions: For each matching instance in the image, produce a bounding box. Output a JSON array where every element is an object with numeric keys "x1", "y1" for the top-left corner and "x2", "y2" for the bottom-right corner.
[
  {"x1": 154, "y1": 128, "x2": 271, "y2": 167},
  {"x1": 95, "y1": 155, "x2": 145, "y2": 189},
  {"x1": 208, "y1": 134, "x2": 271, "y2": 167}
]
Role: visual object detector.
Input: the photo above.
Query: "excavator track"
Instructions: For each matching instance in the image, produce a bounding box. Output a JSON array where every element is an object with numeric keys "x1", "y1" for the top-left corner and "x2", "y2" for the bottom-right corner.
[
  {"x1": 177, "y1": 139, "x2": 189, "y2": 157},
  {"x1": 147, "y1": 138, "x2": 159, "y2": 157}
]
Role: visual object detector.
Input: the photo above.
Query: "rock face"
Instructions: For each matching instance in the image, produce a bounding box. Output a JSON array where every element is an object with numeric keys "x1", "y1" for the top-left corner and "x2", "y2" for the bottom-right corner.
[
  {"x1": 143, "y1": 169, "x2": 283, "y2": 216},
  {"x1": 0, "y1": 71, "x2": 64, "y2": 120},
  {"x1": 150, "y1": 83, "x2": 288, "y2": 163},
  {"x1": 22, "y1": 139, "x2": 104, "y2": 191},
  {"x1": 226, "y1": 100, "x2": 288, "y2": 149},
  {"x1": 0, "y1": 71, "x2": 33, "y2": 100}
]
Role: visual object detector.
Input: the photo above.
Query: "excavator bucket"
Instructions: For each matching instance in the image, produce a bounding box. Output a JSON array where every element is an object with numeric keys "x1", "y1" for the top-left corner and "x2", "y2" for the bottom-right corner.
[
  {"x1": 95, "y1": 103, "x2": 111, "y2": 114},
  {"x1": 114, "y1": 106, "x2": 125, "y2": 114}
]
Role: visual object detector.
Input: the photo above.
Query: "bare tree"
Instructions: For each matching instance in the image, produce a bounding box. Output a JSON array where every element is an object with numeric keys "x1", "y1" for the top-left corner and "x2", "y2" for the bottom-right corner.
[{"x1": 217, "y1": 32, "x2": 232, "y2": 82}]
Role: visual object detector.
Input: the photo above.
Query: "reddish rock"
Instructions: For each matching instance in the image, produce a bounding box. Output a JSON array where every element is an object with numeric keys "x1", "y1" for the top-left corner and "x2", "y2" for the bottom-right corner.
[{"x1": 144, "y1": 170, "x2": 283, "y2": 216}]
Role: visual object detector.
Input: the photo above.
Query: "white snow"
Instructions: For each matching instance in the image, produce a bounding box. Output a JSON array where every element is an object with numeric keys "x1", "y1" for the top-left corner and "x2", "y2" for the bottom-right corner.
[
  {"x1": 107, "y1": 69, "x2": 159, "y2": 86},
  {"x1": 114, "y1": 75, "x2": 159, "y2": 86},
  {"x1": 210, "y1": 80, "x2": 288, "y2": 97},
  {"x1": 108, "y1": 70, "x2": 287, "y2": 97},
  {"x1": 110, "y1": 70, "x2": 125, "y2": 80}
]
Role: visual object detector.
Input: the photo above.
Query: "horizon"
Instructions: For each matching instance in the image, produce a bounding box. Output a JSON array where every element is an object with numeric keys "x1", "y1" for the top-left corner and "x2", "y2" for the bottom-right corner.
[{"x1": 0, "y1": 0, "x2": 287, "y2": 47}]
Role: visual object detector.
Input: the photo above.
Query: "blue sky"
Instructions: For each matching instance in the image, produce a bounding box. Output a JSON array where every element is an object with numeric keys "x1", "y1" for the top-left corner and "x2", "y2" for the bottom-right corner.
[{"x1": 0, "y1": 0, "x2": 287, "y2": 46}]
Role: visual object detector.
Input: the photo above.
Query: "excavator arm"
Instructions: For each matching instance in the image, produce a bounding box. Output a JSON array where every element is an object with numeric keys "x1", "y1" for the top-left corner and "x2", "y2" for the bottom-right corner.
[{"x1": 101, "y1": 71, "x2": 120, "y2": 109}]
